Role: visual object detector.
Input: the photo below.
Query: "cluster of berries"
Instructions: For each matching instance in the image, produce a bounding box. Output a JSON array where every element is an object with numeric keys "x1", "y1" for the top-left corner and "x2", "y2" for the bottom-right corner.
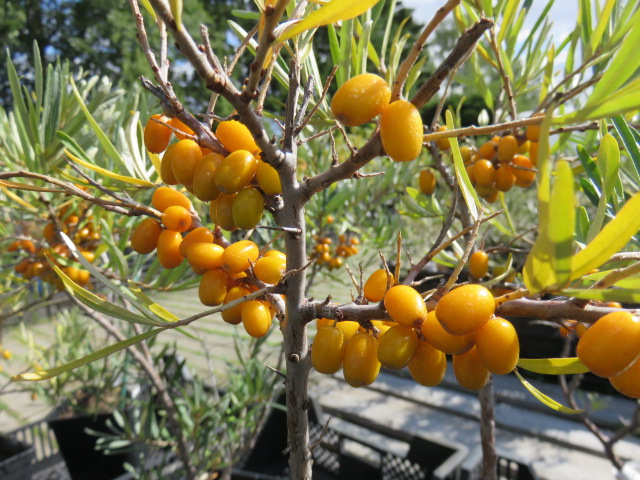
[{"x1": 310, "y1": 234, "x2": 360, "y2": 270}]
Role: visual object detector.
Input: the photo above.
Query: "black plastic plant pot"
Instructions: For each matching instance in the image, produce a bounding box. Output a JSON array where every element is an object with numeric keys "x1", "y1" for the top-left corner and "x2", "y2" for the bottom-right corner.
[
  {"x1": 0, "y1": 436, "x2": 35, "y2": 480},
  {"x1": 48, "y1": 413, "x2": 139, "y2": 480}
]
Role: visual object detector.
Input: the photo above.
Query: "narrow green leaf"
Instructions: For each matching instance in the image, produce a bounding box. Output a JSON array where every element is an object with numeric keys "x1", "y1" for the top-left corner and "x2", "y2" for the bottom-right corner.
[
  {"x1": 446, "y1": 110, "x2": 479, "y2": 221},
  {"x1": 590, "y1": 0, "x2": 616, "y2": 53},
  {"x1": 498, "y1": 0, "x2": 521, "y2": 45},
  {"x1": 612, "y1": 115, "x2": 640, "y2": 182},
  {"x1": 575, "y1": 206, "x2": 590, "y2": 244},
  {"x1": 582, "y1": 270, "x2": 640, "y2": 289},
  {"x1": 514, "y1": 369, "x2": 584, "y2": 414},
  {"x1": 517, "y1": 357, "x2": 590, "y2": 375},
  {"x1": 562, "y1": 288, "x2": 640, "y2": 303},
  {"x1": 549, "y1": 160, "x2": 575, "y2": 286},
  {"x1": 12, "y1": 327, "x2": 164, "y2": 382},
  {"x1": 571, "y1": 192, "x2": 640, "y2": 280},
  {"x1": 128, "y1": 282, "x2": 179, "y2": 323}
]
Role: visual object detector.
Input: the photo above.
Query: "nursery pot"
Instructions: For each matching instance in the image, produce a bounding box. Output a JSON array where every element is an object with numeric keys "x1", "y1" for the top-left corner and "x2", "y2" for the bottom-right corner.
[
  {"x1": 48, "y1": 412, "x2": 140, "y2": 480},
  {"x1": 0, "y1": 436, "x2": 35, "y2": 480}
]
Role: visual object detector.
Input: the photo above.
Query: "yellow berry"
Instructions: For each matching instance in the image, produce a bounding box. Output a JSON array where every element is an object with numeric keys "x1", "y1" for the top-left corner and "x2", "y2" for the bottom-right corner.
[
  {"x1": 192, "y1": 153, "x2": 224, "y2": 201},
  {"x1": 216, "y1": 120, "x2": 259, "y2": 155},
  {"x1": 475, "y1": 317, "x2": 519, "y2": 375},
  {"x1": 609, "y1": 356, "x2": 640, "y2": 399},
  {"x1": 407, "y1": 340, "x2": 447, "y2": 387},
  {"x1": 209, "y1": 193, "x2": 238, "y2": 231},
  {"x1": 363, "y1": 269, "x2": 394, "y2": 303},
  {"x1": 376, "y1": 324, "x2": 419, "y2": 370},
  {"x1": 242, "y1": 300, "x2": 272, "y2": 338},
  {"x1": 495, "y1": 164, "x2": 516, "y2": 192},
  {"x1": 221, "y1": 240, "x2": 259, "y2": 275},
  {"x1": 469, "y1": 251, "x2": 489, "y2": 279},
  {"x1": 331, "y1": 73, "x2": 391, "y2": 127},
  {"x1": 420, "y1": 311, "x2": 475, "y2": 355},
  {"x1": 215, "y1": 150, "x2": 258, "y2": 194},
  {"x1": 169, "y1": 117, "x2": 194, "y2": 141},
  {"x1": 435, "y1": 126, "x2": 450, "y2": 151},
  {"x1": 144, "y1": 114, "x2": 172, "y2": 153},
  {"x1": 453, "y1": 346, "x2": 490, "y2": 390},
  {"x1": 435, "y1": 285, "x2": 495, "y2": 335},
  {"x1": 186, "y1": 243, "x2": 225, "y2": 271},
  {"x1": 473, "y1": 160, "x2": 496, "y2": 188},
  {"x1": 179, "y1": 227, "x2": 214, "y2": 257},
  {"x1": 383, "y1": 285, "x2": 427, "y2": 328},
  {"x1": 160, "y1": 144, "x2": 180, "y2": 185},
  {"x1": 317, "y1": 319, "x2": 360, "y2": 341},
  {"x1": 157, "y1": 230, "x2": 184, "y2": 269},
  {"x1": 497, "y1": 135, "x2": 518, "y2": 162},
  {"x1": 256, "y1": 160, "x2": 282, "y2": 195},
  {"x1": 152, "y1": 186, "x2": 192, "y2": 213},
  {"x1": 512, "y1": 155, "x2": 536, "y2": 188},
  {"x1": 419, "y1": 169, "x2": 436, "y2": 195},
  {"x1": 199, "y1": 269, "x2": 228, "y2": 306},
  {"x1": 170, "y1": 139, "x2": 203, "y2": 186},
  {"x1": 380, "y1": 100, "x2": 423, "y2": 162},
  {"x1": 232, "y1": 187, "x2": 264, "y2": 230},
  {"x1": 254, "y1": 256, "x2": 286, "y2": 284},
  {"x1": 312, "y1": 326, "x2": 346, "y2": 374},
  {"x1": 161, "y1": 205, "x2": 192, "y2": 233},
  {"x1": 130, "y1": 218, "x2": 162, "y2": 254},
  {"x1": 343, "y1": 332, "x2": 381, "y2": 387},
  {"x1": 478, "y1": 140, "x2": 498, "y2": 160}
]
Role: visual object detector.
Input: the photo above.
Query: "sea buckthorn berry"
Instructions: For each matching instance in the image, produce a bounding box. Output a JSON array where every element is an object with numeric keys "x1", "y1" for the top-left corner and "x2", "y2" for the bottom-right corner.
[
  {"x1": 169, "y1": 117, "x2": 195, "y2": 140},
  {"x1": 80, "y1": 250, "x2": 95, "y2": 263},
  {"x1": 343, "y1": 332, "x2": 381, "y2": 388},
  {"x1": 435, "y1": 284, "x2": 495, "y2": 335},
  {"x1": 254, "y1": 256, "x2": 286, "y2": 284},
  {"x1": 498, "y1": 135, "x2": 518, "y2": 162},
  {"x1": 377, "y1": 324, "x2": 419, "y2": 370},
  {"x1": 529, "y1": 142, "x2": 539, "y2": 166},
  {"x1": 160, "y1": 144, "x2": 180, "y2": 185},
  {"x1": 474, "y1": 160, "x2": 496, "y2": 188},
  {"x1": 576, "y1": 311, "x2": 640, "y2": 377},
  {"x1": 419, "y1": 169, "x2": 436, "y2": 195},
  {"x1": 198, "y1": 269, "x2": 228, "y2": 306},
  {"x1": 179, "y1": 227, "x2": 214, "y2": 257},
  {"x1": 14, "y1": 258, "x2": 30, "y2": 274},
  {"x1": 469, "y1": 251, "x2": 489, "y2": 279},
  {"x1": 77, "y1": 269, "x2": 90, "y2": 286},
  {"x1": 384, "y1": 285, "x2": 427, "y2": 328},
  {"x1": 131, "y1": 218, "x2": 162, "y2": 254},
  {"x1": 209, "y1": 193, "x2": 237, "y2": 231},
  {"x1": 220, "y1": 286, "x2": 250, "y2": 325},
  {"x1": 170, "y1": 139, "x2": 203, "y2": 186},
  {"x1": 144, "y1": 114, "x2": 172, "y2": 153},
  {"x1": 478, "y1": 140, "x2": 498, "y2": 160},
  {"x1": 363, "y1": 269, "x2": 394, "y2": 303},
  {"x1": 460, "y1": 146, "x2": 473, "y2": 164},
  {"x1": 7, "y1": 240, "x2": 20, "y2": 252},
  {"x1": 264, "y1": 250, "x2": 286, "y2": 261},
  {"x1": 526, "y1": 121, "x2": 541, "y2": 142},
  {"x1": 495, "y1": 165, "x2": 516, "y2": 192},
  {"x1": 380, "y1": 100, "x2": 423, "y2": 162},
  {"x1": 242, "y1": 300, "x2": 272, "y2": 338},
  {"x1": 420, "y1": 311, "x2": 475, "y2": 355},
  {"x1": 408, "y1": 340, "x2": 447, "y2": 387},
  {"x1": 21, "y1": 239, "x2": 36, "y2": 253},
  {"x1": 312, "y1": 327, "x2": 346, "y2": 374},
  {"x1": 162, "y1": 205, "x2": 192, "y2": 233},
  {"x1": 317, "y1": 319, "x2": 360, "y2": 341},
  {"x1": 232, "y1": 187, "x2": 264, "y2": 230},
  {"x1": 216, "y1": 120, "x2": 259, "y2": 154},
  {"x1": 575, "y1": 322, "x2": 588, "y2": 338},
  {"x1": 186, "y1": 243, "x2": 225, "y2": 271},
  {"x1": 518, "y1": 140, "x2": 530, "y2": 154},
  {"x1": 484, "y1": 187, "x2": 499, "y2": 203},
  {"x1": 256, "y1": 160, "x2": 282, "y2": 195},
  {"x1": 609, "y1": 356, "x2": 640, "y2": 399},
  {"x1": 435, "y1": 126, "x2": 450, "y2": 151},
  {"x1": 475, "y1": 317, "x2": 519, "y2": 375},
  {"x1": 44, "y1": 223, "x2": 56, "y2": 244},
  {"x1": 192, "y1": 153, "x2": 224, "y2": 202},
  {"x1": 152, "y1": 186, "x2": 192, "y2": 213},
  {"x1": 157, "y1": 230, "x2": 184, "y2": 269},
  {"x1": 511, "y1": 155, "x2": 536, "y2": 188},
  {"x1": 221, "y1": 240, "x2": 259, "y2": 275},
  {"x1": 331, "y1": 73, "x2": 391, "y2": 127},
  {"x1": 453, "y1": 346, "x2": 490, "y2": 391},
  {"x1": 466, "y1": 164, "x2": 476, "y2": 184},
  {"x1": 215, "y1": 150, "x2": 258, "y2": 194}
]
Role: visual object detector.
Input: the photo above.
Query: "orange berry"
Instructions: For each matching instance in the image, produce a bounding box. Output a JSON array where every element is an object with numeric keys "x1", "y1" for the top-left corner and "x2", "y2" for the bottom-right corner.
[
  {"x1": 156, "y1": 230, "x2": 184, "y2": 269},
  {"x1": 170, "y1": 139, "x2": 203, "y2": 187},
  {"x1": 263, "y1": 250, "x2": 286, "y2": 261},
  {"x1": 179, "y1": 227, "x2": 214, "y2": 257},
  {"x1": 435, "y1": 126, "x2": 450, "y2": 151},
  {"x1": 497, "y1": 135, "x2": 518, "y2": 162},
  {"x1": 473, "y1": 160, "x2": 496, "y2": 188},
  {"x1": 453, "y1": 346, "x2": 490, "y2": 390},
  {"x1": 186, "y1": 243, "x2": 225, "y2": 271},
  {"x1": 478, "y1": 140, "x2": 498, "y2": 160},
  {"x1": 254, "y1": 256, "x2": 286, "y2": 284},
  {"x1": 76, "y1": 269, "x2": 90, "y2": 286},
  {"x1": 161, "y1": 205, "x2": 192, "y2": 233},
  {"x1": 317, "y1": 319, "x2": 359, "y2": 341},
  {"x1": 169, "y1": 117, "x2": 195, "y2": 140},
  {"x1": 469, "y1": 251, "x2": 489, "y2": 279},
  {"x1": 131, "y1": 218, "x2": 162, "y2": 254},
  {"x1": 198, "y1": 269, "x2": 228, "y2": 306},
  {"x1": 420, "y1": 311, "x2": 475, "y2": 355},
  {"x1": 144, "y1": 114, "x2": 172, "y2": 153},
  {"x1": 256, "y1": 160, "x2": 282, "y2": 195},
  {"x1": 526, "y1": 122, "x2": 541, "y2": 142},
  {"x1": 21, "y1": 240, "x2": 36, "y2": 253},
  {"x1": 215, "y1": 150, "x2": 258, "y2": 194},
  {"x1": 407, "y1": 340, "x2": 447, "y2": 387},
  {"x1": 376, "y1": 324, "x2": 419, "y2": 370},
  {"x1": 232, "y1": 187, "x2": 264, "y2": 230},
  {"x1": 419, "y1": 169, "x2": 436, "y2": 195},
  {"x1": 383, "y1": 285, "x2": 427, "y2": 328},
  {"x1": 511, "y1": 155, "x2": 536, "y2": 188},
  {"x1": 221, "y1": 240, "x2": 259, "y2": 275},
  {"x1": 14, "y1": 258, "x2": 30, "y2": 274},
  {"x1": 495, "y1": 164, "x2": 516, "y2": 192},
  {"x1": 160, "y1": 144, "x2": 180, "y2": 185},
  {"x1": 7, "y1": 240, "x2": 20, "y2": 252},
  {"x1": 475, "y1": 317, "x2": 519, "y2": 375},
  {"x1": 466, "y1": 164, "x2": 476, "y2": 185},
  {"x1": 380, "y1": 100, "x2": 423, "y2": 162},
  {"x1": 216, "y1": 120, "x2": 259, "y2": 155},
  {"x1": 609, "y1": 356, "x2": 640, "y2": 399},
  {"x1": 209, "y1": 193, "x2": 237, "y2": 231},
  {"x1": 459, "y1": 146, "x2": 473, "y2": 164},
  {"x1": 152, "y1": 186, "x2": 192, "y2": 213},
  {"x1": 577, "y1": 311, "x2": 640, "y2": 377},
  {"x1": 435, "y1": 284, "x2": 495, "y2": 335},
  {"x1": 363, "y1": 269, "x2": 394, "y2": 303},
  {"x1": 242, "y1": 300, "x2": 272, "y2": 338},
  {"x1": 331, "y1": 73, "x2": 391, "y2": 127},
  {"x1": 192, "y1": 153, "x2": 224, "y2": 201},
  {"x1": 518, "y1": 140, "x2": 530, "y2": 154},
  {"x1": 343, "y1": 332, "x2": 381, "y2": 387},
  {"x1": 312, "y1": 326, "x2": 346, "y2": 374},
  {"x1": 529, "y1": 142, "x2": 539, "y2": 166},
  {"x1": 221, "y1": 286, "x2": 251, "y2": 325}
]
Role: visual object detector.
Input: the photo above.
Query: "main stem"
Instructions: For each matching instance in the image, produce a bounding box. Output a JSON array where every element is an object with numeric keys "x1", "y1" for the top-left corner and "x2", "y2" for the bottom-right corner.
[{"x1": 479, "y1": 378, "x2": 497, "y2": 480}]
